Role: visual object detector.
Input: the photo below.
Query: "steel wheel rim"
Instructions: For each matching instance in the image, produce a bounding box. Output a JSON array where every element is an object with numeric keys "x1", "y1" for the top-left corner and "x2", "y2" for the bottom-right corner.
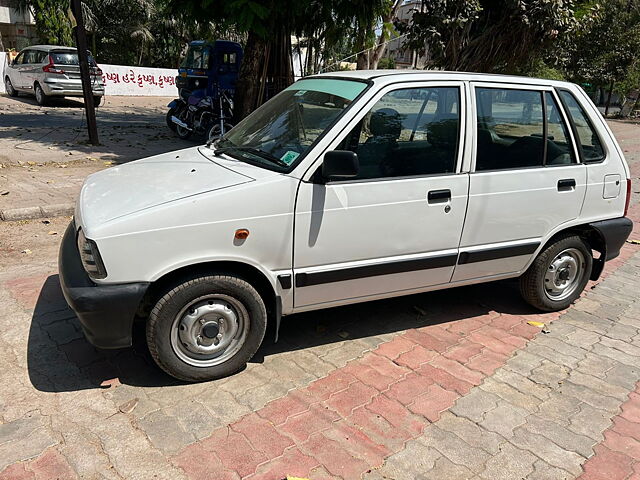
[
  {"x1": 543, "y1": 247, "x2": 585, "y2": 301},
  {"x1": 170, "y1": 294, "x2": 249, "y2": 367}
]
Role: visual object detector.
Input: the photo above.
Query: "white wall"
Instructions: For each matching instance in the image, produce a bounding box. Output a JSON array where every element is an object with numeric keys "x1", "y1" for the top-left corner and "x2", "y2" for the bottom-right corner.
[
  {"x1": 0, "y1": 57, "x2": 178, "y2": 96},
  {"x1": 100, "y1": 64, "x2": 178, "y2": 97},
  {"x1": 0, "y1": 53, "x2": 6, "y2": 94}
]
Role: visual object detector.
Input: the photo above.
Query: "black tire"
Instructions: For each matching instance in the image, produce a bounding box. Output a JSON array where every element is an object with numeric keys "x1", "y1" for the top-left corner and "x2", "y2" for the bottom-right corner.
[
  {"x1": 166, "y1": 108, "x2": 177, "y2": 132},
  {"x1": 5, "y1": 77, "x2": 18, "y2": 97},
  {"x1": 520, "y1": 234, "x2": 592, "y2": 311},
  {"x1": 93, "y1": 96, "x2": 102, "y2": 107},
  {"x1": 34, "y1": 83, "x2": 48, "y2": 106},
  {"x1": 146, "y1": 274, "x2": 267, "y2": 382}
]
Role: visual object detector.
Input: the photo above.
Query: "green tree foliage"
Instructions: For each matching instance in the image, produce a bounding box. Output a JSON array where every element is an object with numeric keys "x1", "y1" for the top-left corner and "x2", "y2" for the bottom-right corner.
[
  {"x1": 12, "y1": 0, "x2": 74, "y2": 45},
  {"x1": 166, "y1": 0, "x2": 388, "y2": 119},
  {"x1": 398, "y1": 0, "x2": 577, "y2": 73},
  {"x1": 565, "y1": 1, "x2": 640, "y2": 93}
]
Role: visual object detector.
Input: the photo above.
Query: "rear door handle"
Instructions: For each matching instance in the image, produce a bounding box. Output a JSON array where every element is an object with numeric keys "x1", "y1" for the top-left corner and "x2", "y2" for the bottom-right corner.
[
  {"x1": 428, "y1": 189, "x2": 451, "y2": 203},
  {"x1": 557, "y1": 179, "x2": 576, "y2": 191}
]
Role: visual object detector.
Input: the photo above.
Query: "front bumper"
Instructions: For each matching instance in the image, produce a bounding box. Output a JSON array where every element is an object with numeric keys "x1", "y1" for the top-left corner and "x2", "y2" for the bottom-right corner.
[{"x1": 58, "y1": 221, "x2": 148, "y2": 349}]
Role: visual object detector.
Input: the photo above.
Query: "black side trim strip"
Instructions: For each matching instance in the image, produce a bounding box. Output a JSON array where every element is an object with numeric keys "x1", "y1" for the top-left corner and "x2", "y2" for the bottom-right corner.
[
  {"x1": 277, "y1": 274, "x2": 292, "y2": 289},
  {"x1": 295, "y1": 254, "x2": 457, "y2": 288},
  {"x1": 458, "y1": 242, "x2": 540, "y2": 265}
]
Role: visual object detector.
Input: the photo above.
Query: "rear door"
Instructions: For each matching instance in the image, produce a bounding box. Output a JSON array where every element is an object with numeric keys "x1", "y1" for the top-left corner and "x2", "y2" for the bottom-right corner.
[
  {"x1": 22, "y1": 50, "x2": 46, "y2": 90},
  {"x1": 452, "y1": 82, "x2": 587, "y2": 282}
]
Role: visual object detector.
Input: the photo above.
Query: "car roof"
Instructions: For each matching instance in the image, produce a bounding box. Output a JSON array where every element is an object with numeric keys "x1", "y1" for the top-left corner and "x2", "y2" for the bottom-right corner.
[
  {"x1": 309, "y1": 69, "x2": 577, "y2": 89},
  {"x1": 22, "y1": 45, "x2": 76, "y2": 52}
]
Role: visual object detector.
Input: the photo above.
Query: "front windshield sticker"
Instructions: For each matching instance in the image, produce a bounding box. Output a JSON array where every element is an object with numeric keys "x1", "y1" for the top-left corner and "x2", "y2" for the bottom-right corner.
[
  {"x1": 294, "y1": 90, "x2": 306, "y2": 96},
  {"x1": 281, "y1": 151, "x2": 300, "y2": 165},
  {"x1": 285, "y1": 79, "x2": 367, "y2": 101}
]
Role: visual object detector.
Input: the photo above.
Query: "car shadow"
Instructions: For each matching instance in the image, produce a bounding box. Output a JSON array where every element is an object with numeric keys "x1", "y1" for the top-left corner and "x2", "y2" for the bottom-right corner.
[{"x1": 27, "y1": 273, "x2": 540, "y2": 393}]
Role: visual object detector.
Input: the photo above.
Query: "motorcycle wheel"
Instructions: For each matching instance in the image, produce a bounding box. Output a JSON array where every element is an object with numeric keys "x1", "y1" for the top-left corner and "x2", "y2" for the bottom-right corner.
[
  {"x1": 208, "y1": 123, "x2": 233, "y2": 144},
  {"x1": 166, "y1": 108, "x2": 177, "y2": 132},
  {"x1": 175, "y1": 110, "x2": 192, "y2": 140}
]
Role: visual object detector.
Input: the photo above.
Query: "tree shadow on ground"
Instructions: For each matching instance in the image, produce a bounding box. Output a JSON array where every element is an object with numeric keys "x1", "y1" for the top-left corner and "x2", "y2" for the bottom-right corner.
[
  {"x1": 27, "y1": 273, "x2": 540, "y2": 393},
  {"x1": 0, "y1": 94, "x2": 196, "y2": 165}
]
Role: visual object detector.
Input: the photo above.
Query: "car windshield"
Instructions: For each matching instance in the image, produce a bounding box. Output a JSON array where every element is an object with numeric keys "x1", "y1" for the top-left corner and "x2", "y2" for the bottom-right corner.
[
  {"x1": 214, "y1": 78, "x2": 368, "y2": 171},
  {"x1": 50, "y1": 51, "x2": 97, "y2": 66},
  {"x1": 181, "y1": 45, "x2": 209, "y2": 69}
]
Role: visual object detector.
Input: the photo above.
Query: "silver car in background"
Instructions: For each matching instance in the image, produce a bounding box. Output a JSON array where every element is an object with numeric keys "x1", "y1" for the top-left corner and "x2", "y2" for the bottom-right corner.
[{"x1": 4, "y1": 45, "x2": 105, "y2": 106}]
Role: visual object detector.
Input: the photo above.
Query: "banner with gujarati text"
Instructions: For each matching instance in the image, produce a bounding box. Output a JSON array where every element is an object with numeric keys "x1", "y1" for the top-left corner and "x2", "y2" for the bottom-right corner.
[{"x1": 100, "y1": 63, "x2": 178, "y2": 97}]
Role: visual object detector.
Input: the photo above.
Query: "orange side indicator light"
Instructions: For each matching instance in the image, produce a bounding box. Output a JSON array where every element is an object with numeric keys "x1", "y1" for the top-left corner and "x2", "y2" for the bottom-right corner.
[{"x1": 235, "y1": 229, "x2": 250, "y2": 240}]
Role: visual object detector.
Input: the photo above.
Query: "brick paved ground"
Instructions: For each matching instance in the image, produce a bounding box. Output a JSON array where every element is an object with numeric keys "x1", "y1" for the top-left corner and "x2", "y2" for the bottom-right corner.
[{"x1": 0, "y1": 120, "x2": 639, "y2": 479}]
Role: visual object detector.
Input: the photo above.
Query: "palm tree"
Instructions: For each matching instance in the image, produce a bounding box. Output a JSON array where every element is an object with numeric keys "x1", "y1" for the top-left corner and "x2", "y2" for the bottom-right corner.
[{"x1": 131, "y1": 26, "x2": 154, "y2": 65}]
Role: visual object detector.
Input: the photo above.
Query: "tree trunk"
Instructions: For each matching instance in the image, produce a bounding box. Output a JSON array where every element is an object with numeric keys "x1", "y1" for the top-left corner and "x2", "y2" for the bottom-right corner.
[
  {"x1": 605, "y1": 81, "x2": 614, "y2": 117},
  {"x1": 233, "y1": 31, "x2": 267, "y2": 123},
  {"x1": 356, "y1": 51, "x2": 369, "y2": 69}
]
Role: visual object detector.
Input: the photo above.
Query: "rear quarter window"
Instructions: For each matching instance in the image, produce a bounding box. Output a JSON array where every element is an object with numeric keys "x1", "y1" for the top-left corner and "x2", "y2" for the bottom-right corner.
[{"x1": 558, "y1": 90, "x2": 605, "y2": 163}]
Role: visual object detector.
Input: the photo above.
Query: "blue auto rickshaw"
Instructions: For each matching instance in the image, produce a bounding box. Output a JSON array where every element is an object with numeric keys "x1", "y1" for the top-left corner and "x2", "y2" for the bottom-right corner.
[
  {"x1": 167, "y1": 40, "x2": 243, "y2": 133},
  {"x1": 175, "y1": 40, "x2": 243, "y2": 97}
]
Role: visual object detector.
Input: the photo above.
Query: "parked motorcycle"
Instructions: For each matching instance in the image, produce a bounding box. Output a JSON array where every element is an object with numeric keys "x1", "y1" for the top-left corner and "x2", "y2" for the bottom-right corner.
[{"x1": 170, "y1": 89, "x2": 234, "y2": 141}]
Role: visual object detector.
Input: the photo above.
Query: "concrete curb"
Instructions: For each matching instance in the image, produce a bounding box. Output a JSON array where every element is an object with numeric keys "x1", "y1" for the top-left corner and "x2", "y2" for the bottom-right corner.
[{"x1": 0, "y1": 203, "x2": 74, "y2": 221}]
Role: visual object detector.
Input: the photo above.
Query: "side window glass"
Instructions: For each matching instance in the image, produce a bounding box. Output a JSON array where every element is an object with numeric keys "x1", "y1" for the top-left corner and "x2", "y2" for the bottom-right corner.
[
  {"x1": 35, "y1": 51, "x2": 47, "y2": 63},
  {"x1": 559, "y1": 91, "x2": 605, "y2": 163},
  {"x1": 339, "y1": 86, "x2": 461, "y2": 180},
  {"x1": 545, "y1": 92, "x2": 576, "y2": 165},
  {"x1": 475, "y1": 88, "x2": 544, "y2": 171},
  {"x1": 13, "y1": 52, "x2": 24, "y2": 65},
  {"x1": 25, "y1": 51, "x2": 38, "y2": 64}
]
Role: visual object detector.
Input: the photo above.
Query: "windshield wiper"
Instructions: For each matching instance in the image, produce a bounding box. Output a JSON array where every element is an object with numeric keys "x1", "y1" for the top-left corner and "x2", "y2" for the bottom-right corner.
[{"x1": 214, "y1": 146, "x2": 289, "y2": 168}]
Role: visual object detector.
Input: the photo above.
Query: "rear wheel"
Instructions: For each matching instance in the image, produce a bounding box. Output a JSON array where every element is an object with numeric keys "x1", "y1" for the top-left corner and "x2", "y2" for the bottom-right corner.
[
  {"x1": 5, "y1": 77, "x2": 18, "y2": 97},
  {"x1": 93, "y1": 96, "x2": 102, "y2": 107},
  {"x1": 208, "y1": 122, "x2": 233, "y2": 143},
  {"x1": 520, "y1": 234, "x2": 592, "y2": 311},
  {"x1": 146, "y1": 274, "x2": 267, "y2": 382},
  {"x1": 34, "y1": 83, "x2": 48, "y2": 106}
]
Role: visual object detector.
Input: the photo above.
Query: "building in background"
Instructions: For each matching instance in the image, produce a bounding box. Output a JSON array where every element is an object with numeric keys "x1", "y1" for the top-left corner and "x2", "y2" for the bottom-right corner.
[
  {"x1": 0, "y1": 0, "x2": 37, "y2": 51},
  {"x1": 385, "y1": 0, "x2": 428, "y2": 69}
]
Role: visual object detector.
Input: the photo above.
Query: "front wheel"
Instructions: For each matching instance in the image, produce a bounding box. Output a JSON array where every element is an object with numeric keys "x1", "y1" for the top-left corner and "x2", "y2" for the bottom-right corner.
[
  {"x1": 5, "y1": 77, "x2": 18, "y2": 97},
  {"x1": 175, "y1": 109, "x2": 192, "y2": 140},
  {"x1": 520, "y1": 234, "x2": 592, "y2": 311},
  {"x1": 166, "y1": 108, "x2": 177, "y2": 132},
  {"x1": 146, "y1": 274, "x2": 267, "y2": 382},
  {"x1": 93, "y1": 96, "x2": 102, "y2": 107}
]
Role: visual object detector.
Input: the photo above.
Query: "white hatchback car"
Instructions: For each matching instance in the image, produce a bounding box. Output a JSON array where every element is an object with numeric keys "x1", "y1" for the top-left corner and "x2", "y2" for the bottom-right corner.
[{"x1": 59, "y1": 71, "x2": 632, "y2": 381}]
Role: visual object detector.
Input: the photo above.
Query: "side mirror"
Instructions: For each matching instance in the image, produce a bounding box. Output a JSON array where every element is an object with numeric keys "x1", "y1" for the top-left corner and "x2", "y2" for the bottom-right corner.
[{"x1": 322, "y1": 150, "x2": 359, "y2": 181}]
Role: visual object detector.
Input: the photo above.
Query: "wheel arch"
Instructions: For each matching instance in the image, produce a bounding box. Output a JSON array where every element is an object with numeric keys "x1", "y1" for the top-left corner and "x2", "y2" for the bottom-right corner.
[
  {"x1": 137, "y1": 260, "x2": 280, "y2": 338},
  {"x1": 538, "y1": 223, "x2": 607, "y2": 281}
]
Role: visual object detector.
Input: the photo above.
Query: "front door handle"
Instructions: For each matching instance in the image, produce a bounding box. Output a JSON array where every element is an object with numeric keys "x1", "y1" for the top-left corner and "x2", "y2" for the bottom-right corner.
[
  {"x1": 428, "y1": 189, "x2": 451, "y2": 203},
  {"x1": 558, "y1": 179, "x2": 576, "y2": 191}
]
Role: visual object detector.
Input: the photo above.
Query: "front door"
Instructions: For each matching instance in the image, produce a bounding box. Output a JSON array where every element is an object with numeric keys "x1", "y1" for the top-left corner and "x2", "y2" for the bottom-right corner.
[
  {"x1": 8, "y1": 51, "x2": 27, "y2": 89},
  {"x1": 293, "y1": 83, "x2": 469, "y2": 309},
  {"x1": 452, "y1": 83, "x2": 587, "y2": 282}
]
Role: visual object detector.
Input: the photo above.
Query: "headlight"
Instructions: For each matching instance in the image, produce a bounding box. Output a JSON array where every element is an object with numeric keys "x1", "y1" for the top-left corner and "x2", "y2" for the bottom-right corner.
[{"x1": 77, "y1": 229, "x2": 107, "y2": 279}]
